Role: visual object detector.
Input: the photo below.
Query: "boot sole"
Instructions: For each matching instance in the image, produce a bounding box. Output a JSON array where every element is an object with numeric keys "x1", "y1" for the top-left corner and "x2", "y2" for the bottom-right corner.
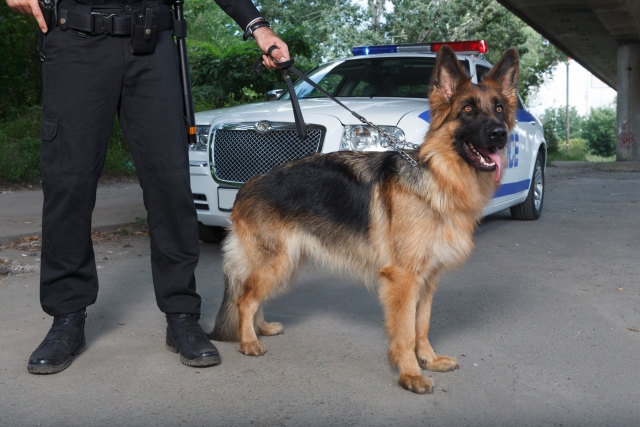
[
  {"x1": 27, "y1": 339, "x2": 86, "y2": 375},
  {"x1": 165, "y1": 342, "x2": 221, "y2": 367}
]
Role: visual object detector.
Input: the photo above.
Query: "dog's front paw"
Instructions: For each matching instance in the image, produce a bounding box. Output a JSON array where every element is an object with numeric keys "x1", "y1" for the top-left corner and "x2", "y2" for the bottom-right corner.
[
  {"x1": 398, "y1": 374, "x2": 434, "y2": 394},
  {"x1": 240, "y1": 340, "x2": 266, "y2": 356},
  {"x1": 418, "y1": 355, "x2": 459, "y2": 372},
  {"x1": 259, "y1": 321, "x2": 284, "y2": 336}
]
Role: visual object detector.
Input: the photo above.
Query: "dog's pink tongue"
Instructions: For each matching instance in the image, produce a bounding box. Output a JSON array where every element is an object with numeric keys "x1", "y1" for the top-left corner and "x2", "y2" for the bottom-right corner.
[
  {"x1": 478, "y1": 148, "x2": 503, "y2": 182},
  {"x1": 488, "y1": 150, "x2": 502, "y2": 182}
]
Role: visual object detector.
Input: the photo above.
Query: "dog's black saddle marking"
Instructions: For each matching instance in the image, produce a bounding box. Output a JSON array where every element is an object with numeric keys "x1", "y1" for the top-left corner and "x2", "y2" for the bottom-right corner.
[{"x1": 239, "y1": 151, "x2": 407, "y2": 238}]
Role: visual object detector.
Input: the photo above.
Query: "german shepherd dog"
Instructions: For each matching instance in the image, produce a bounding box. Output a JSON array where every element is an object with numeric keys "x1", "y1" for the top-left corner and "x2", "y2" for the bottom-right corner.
[{"x1": 210, "y1": 46, "x2": 520, "y2": 393}]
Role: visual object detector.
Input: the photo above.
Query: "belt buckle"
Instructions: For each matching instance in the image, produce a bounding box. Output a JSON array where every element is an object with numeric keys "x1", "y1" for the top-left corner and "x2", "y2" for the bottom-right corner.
[{"x1": 91, "y1": 12, "x2": 116, "y2": 35}]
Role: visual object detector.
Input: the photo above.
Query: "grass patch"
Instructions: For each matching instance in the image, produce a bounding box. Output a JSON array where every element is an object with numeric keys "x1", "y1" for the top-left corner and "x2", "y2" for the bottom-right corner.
[
  {"x1": 546, "y1": 137, "x2": 613, "y2": 163},
  {"x1": 0, "y1": 106, "x2": 136, "y2": 184}
]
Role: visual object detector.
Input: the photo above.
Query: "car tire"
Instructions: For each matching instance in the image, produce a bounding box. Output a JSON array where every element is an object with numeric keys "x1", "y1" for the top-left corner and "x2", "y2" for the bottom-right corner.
[
  {"x1": 198, "y1": 223, "x2": 226, "y2": 244},
  {"x1": 510, "y1": 151, "x2": 544, "y2": 221}
]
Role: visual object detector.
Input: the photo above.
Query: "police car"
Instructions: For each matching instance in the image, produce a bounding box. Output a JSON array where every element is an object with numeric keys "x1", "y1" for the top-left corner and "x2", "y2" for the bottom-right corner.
[{"x1": 189, "y1": 40, "x2": 546, "y2": 243}]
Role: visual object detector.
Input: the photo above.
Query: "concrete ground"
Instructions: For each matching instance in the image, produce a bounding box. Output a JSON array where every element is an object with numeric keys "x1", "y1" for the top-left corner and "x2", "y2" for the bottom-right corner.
[
  {"x1": 0, "y1": 180, "x2": 145, "y2": 244},
  {"x1": 0, "y1": 162, "x2": 639, "y2": 426}
]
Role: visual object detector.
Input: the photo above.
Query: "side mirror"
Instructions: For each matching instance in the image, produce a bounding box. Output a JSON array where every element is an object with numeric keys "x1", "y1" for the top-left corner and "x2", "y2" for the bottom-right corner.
[{"x1": 267, "y1": 89, "x2": 284, "y2": 101}]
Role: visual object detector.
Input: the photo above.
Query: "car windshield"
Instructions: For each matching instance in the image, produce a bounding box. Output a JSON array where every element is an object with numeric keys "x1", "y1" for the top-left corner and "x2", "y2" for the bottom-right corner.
[{"x1": 280, "y1": 57, "x2": 438, "y2": 100}]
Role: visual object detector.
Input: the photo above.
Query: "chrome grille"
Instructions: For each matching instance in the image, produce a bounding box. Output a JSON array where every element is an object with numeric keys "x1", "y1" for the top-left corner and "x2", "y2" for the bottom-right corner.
[{"x1": 211, "y1": 122, "x2": 324, "y2": 184}]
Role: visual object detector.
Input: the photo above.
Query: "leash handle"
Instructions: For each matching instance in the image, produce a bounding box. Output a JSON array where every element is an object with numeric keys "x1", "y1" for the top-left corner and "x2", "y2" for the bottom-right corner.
[{"x1": 254, "y1": 45, "x2": 306, "y2": 140}]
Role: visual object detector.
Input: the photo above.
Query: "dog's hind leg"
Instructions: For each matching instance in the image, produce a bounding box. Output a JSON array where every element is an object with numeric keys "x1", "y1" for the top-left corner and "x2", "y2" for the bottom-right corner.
[
  {"x1": 254, "y1": 305, "x2": 284, "y2": 336},
  {"x1": 379, "y1": 265, "x2": 434, "y2": 394},
  {"x1": 415, "y1": 273, "x2": 459, "y2": 372},
  {"x1": 237, "y1": 253, "x2": 290, "y2": 356}
]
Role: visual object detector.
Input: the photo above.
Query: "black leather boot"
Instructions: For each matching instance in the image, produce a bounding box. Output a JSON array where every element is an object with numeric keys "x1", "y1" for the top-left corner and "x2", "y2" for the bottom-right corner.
[
  {"x1": 166, "y1": 314, "x2": 221, "y2": 367},
  {"x1": 28, "y1": 309, "x2": 86, "y2": 374}
]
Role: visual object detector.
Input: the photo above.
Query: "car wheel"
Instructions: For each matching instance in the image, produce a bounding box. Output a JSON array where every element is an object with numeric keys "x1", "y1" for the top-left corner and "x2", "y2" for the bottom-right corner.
[
  {"x1": 198, "y1": 223, "x2": 226, "y2": 244},
  {"x1": 510, "y1": 151, "x2": 544, "y2": 220}
]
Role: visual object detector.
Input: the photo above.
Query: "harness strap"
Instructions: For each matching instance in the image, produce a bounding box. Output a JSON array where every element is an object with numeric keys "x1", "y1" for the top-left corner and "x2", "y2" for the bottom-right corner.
[{"x1": 60, "y1": 8, "x2": 173, "y2": 35}]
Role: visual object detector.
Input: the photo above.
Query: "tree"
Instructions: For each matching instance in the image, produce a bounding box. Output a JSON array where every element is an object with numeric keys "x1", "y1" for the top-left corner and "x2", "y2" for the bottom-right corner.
[
  {"x1": 542, "y1": 106, "x2": 584, "y2": 140},
  {"x1": 383, "y1": 0, "x2": 564, "y2": 103},
  {"x1": 256, "y1": 0, "x2": 386, "y2": 60},
  {"x1": 584, "y1": 106, "x2": 616, "y2": 158},
  {"x1": 543, "y1": 121, "x2": 560, "y2": 155}
]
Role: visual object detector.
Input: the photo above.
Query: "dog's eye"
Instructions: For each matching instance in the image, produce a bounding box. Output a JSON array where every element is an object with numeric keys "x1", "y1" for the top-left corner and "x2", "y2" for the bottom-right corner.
[
  {"x1": 463, "y1": 105, "x2": 473, "y2": 113},
  {"x1": 496, "y1": 105, "x2": 503, "y2": 113}
]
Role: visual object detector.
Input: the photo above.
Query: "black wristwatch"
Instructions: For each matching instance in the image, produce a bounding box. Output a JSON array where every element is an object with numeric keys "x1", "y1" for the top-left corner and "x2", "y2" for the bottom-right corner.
[{"x1": 243, "y1": 19, "x2": 271, "y2": 41}]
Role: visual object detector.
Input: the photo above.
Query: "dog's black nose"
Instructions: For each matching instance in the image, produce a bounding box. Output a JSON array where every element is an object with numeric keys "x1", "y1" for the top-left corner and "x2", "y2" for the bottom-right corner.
[{"x1": 488, "y1": 126, "x2": 507, "y2": 143}]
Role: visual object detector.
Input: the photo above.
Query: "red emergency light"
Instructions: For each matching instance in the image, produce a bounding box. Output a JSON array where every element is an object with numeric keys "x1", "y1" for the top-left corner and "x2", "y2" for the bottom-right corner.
[{"x1": 430, "y1": 40, "x2": 488, "y2": 54}]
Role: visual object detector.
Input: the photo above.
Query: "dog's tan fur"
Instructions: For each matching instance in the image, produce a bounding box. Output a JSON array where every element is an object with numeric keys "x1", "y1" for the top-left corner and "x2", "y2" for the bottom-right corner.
[{"x1": 210, "y1": 46, "x2": 520, "y2": 393}]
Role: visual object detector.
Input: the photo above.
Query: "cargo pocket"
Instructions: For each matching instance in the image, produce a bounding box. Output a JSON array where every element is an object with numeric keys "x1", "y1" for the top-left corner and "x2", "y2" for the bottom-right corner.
[{"x1": 40, "y1": 118, "x2": 60, "y2": 175}]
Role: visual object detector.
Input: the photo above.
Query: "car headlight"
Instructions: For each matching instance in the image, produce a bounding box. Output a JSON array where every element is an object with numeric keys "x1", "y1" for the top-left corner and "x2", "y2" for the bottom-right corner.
[
  {"x1": 339, "y1": 125, "x2": 406, "y2": 152},
  {"x1": 189, "y1": 125, "x2": 210, "y2": 151}
]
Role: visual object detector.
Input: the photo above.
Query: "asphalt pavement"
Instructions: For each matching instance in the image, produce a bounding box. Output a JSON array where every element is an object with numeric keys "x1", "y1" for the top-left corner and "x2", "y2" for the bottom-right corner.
[{"x1": 0, "y1": 162, "x2": 639, "y2": 426}]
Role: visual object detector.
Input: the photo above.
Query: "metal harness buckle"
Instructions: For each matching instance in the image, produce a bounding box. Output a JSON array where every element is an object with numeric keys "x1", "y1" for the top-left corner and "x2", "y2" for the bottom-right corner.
[{"x1": 91, "y1": 12, "x2": 116, "y2": 34}]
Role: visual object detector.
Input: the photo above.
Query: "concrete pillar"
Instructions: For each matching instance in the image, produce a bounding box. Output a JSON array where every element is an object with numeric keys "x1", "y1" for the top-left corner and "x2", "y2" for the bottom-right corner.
[{"x1": 616, "y1": 43, "x2": 640, "y2": 161}]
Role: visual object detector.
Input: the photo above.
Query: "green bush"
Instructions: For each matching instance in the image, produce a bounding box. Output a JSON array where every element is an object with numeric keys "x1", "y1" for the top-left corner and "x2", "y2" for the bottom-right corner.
[
  {"x1": 543, "y1": 120, "x2": 560, "y2": 155},
  {"x1": 0, "y1": 107, "x2": 43, "y2": 182},
  {"x1": 547, "y1": 137, "x2": 589, "y2": 162},
  {"x1": 0, "y1": 2, "x2": 42, "y2": 120},
  {"x1": 542, "y1": 106, "x2": 584, "y2": 140},
  {"x1": 187, "y1": 28, "x2": 317, "y2": 111},
  {"x1": 584, "y1": 106, "x2": 616, "y2": 158},
  {"x1": 0, "y1": 107, "x2": 135, "y2": 184}
]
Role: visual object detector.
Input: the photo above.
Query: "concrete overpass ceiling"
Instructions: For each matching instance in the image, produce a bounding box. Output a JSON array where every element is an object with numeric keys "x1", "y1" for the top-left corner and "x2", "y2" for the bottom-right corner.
[{"x1": 497, "y1": 0, "x2": 640, "y2": 90}]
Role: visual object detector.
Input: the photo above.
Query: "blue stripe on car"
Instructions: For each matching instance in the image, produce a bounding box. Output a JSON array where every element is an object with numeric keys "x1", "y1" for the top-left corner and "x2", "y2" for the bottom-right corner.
[
  {"x1": 516, "y1": 109, "x2": 536, "y2": 123},
  {"x1": 418, "y1": 110, "x2": 430, "y2": 123},
  {"x1": 494, "y1": 179, "x2": 530, "y2": 198}
]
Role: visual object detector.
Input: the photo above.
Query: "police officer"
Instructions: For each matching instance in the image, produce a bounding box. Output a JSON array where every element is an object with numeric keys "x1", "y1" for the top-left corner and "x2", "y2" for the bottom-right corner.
[{"x1": 6, "y1": 0, "x2": 289, "y2": 373}]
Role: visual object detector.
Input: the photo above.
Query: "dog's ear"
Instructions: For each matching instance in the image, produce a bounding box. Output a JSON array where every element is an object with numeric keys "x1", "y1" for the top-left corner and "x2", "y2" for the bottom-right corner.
[
  {"x1": 430, "y1": 45, "x2": 470, "y2": 103},
  {"x1": 483, "y1": 48, "x2": 520, "y2": 104},
  {"x1": 429, "y1": 45, "x2": 470, "y2": 128}
]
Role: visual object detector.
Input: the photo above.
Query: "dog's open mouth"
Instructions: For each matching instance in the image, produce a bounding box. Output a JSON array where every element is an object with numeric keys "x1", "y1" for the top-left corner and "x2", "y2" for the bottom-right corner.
[{"x1": 463, "y1": 141, "x2": 502, "y2": 182}]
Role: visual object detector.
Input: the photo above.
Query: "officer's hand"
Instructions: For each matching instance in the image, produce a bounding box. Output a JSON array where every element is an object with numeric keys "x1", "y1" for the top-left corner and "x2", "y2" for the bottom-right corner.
[
  {"x1": 252, "y1": 27, "x2": 290, "y2": 70},
  {"x1": 6, "y1": 0, "x2": 48, "y2": 32}
]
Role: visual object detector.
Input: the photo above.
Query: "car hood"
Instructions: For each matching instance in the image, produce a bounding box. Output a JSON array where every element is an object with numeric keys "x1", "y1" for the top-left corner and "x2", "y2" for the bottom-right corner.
[{"x1": 195, "y1": 98, "x2": 430, "y2": 127}]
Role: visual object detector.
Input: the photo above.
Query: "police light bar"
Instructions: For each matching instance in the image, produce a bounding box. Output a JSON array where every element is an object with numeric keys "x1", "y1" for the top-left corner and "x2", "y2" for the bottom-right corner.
[{"x1": 352, "y1": 40, "x2": 488, "y2": 56}]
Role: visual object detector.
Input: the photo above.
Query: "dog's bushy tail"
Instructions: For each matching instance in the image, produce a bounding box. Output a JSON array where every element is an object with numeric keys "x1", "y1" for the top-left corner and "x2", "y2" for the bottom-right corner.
[
  {"x1": 208, "y1": 230, "x2": 264, "y2": 342},
  {"x1": 208, "y1": 273, "x2": 241, "y2": 341}
]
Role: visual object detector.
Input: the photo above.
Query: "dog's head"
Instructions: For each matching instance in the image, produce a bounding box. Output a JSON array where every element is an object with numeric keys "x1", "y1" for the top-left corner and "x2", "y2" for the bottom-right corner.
[{"x1": 428, "y1": 46, "x2": 520, "y2": 182}]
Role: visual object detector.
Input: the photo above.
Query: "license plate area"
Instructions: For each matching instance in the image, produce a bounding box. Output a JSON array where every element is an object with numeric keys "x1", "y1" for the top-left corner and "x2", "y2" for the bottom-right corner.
[{"x1": 217, "y1": 188, "x2": 238, "y2": 212}]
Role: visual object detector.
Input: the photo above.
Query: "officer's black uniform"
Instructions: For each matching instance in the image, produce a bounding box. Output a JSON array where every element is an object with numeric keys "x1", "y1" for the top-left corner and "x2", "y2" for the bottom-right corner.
[
  {"x1": 30, "y1": 0, "x2": 265, "y2": 373},
  {"x1": 40, "y1": 0, "x2": 261, "y2": 316}
]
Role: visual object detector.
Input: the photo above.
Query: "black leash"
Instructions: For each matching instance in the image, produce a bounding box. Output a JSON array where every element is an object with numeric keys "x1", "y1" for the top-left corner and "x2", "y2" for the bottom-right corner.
[
  {"x1": 253, "y1": 45, "x2": 307, "y2": 139},
  {"x1": 253, "y1": 46, "x2": 420, "y2": 167}
]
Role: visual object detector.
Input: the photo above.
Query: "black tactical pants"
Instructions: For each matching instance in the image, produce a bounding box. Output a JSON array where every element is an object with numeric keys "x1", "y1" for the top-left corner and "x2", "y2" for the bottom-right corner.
[{"x1": 39, "y1": 1, "x2": 201, "y2": 316}]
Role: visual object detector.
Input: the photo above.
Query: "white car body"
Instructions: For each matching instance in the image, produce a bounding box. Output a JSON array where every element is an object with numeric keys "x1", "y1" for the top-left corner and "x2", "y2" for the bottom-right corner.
[{"x1": 189, "y1": 50, "x2": 546, "y2": 231}]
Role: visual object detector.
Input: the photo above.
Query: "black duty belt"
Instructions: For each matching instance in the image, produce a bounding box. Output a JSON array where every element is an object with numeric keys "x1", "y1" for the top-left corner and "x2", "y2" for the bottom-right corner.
[{"x1": 58, "y1": 8, "x2": 173, "y2": 35}]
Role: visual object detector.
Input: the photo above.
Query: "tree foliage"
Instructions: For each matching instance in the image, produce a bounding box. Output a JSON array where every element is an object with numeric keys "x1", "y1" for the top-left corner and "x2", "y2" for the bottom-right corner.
[
  {"x1": 383, "y1": 0, "x2": 564, "y2": 102},
  {"x1": 0, "y1": 1, "x2": 42, "y2": 120},
  {"x1": 542, "y1": 106, "x2": 585, "y2": 140},
  {"x1": 183, "y1": 0, "x2": 565, "y2": 107},
  {"x1": 2, "y1": 0, "x2": 567, "y2": 116},
  {"x1": 584, "y1": 106, "x2": 616, "y2": 158},
  {"x1": 542, "y1": 121, "x2": 560, "y2": 155}
]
